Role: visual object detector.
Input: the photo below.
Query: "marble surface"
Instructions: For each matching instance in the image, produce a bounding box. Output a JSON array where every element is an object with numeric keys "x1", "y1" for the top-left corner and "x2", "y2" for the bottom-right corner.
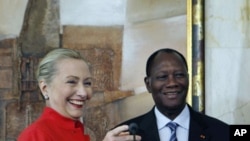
[
  {"x1": 205, "y1": 0, "x2": 250, "y2": 124},
  {"x1": 205, "y1": 48, "x2": 250, "y2": 124}
]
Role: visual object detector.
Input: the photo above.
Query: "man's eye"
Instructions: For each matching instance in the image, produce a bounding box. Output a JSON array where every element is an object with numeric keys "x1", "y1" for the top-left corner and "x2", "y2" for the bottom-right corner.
[
  {"x1": 174, "y1": 73, "x2": 186, "y2": 78},
  {"x1": 156, "y1": 75, "x2": 168, "y2": 80}
]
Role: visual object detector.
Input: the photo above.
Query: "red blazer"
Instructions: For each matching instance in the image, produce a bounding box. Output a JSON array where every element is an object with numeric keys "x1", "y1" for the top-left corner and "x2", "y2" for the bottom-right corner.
[{"x1": 18, "y1": 107, "x2": 90, "y2": 141}]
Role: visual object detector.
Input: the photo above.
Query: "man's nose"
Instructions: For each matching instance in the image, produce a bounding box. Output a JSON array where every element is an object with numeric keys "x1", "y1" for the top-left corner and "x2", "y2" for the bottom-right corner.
[{"x1": 166, "y1": 75, "x2": 178, "y2": 87}]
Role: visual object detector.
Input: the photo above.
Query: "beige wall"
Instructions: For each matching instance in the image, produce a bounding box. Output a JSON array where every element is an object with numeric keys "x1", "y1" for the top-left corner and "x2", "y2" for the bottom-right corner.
[{"x1": 0, "y1": 0, "x2": 28, "y2": 40}]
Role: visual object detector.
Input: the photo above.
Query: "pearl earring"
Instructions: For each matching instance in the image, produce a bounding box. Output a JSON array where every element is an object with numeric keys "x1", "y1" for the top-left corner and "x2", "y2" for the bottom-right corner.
[{"x1": 44, "y1": 95, "x2": 49, "y2": 100}]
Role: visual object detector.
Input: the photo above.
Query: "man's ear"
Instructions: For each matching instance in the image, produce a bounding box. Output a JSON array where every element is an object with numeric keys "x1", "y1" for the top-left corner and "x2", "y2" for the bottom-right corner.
[{"x1": 144, "y1": 77, "x2": 152, "y2": 93}]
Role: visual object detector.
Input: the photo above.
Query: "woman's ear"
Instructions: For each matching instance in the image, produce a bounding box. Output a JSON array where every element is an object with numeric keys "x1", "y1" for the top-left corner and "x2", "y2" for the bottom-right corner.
[
  {"x1": 39, "y1": 80, "x2": 50, "y2": 100},
  {"x1": 39, "y1": 80, "x2": 48, "y2": 95},
  {"x1": 144, "y1": 77, "x2": 152, "y2": 93}
]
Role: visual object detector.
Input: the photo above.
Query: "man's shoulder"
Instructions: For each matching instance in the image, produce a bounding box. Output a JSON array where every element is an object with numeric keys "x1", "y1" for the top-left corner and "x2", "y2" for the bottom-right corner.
[
  {"x1": 190, "y1": 107, "x2": 229, "y2": 128},
  {"x1": 117, "y1": 107, "x2": 155, "y2": 126},
  {"x1": 203, "y1": 113, "x2": 229, "y2": 127}
]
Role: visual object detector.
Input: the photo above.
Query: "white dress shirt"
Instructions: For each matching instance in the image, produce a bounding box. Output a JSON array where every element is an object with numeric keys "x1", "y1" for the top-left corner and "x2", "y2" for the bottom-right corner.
[{"x1": 155, "y1": 104, "x2": 190, "y2": 141}]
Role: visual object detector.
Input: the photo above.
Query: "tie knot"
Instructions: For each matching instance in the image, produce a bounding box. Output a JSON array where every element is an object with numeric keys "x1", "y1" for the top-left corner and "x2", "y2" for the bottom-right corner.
[{"x1": 167, "y1": 122, "x2": 178, "y2": 131}]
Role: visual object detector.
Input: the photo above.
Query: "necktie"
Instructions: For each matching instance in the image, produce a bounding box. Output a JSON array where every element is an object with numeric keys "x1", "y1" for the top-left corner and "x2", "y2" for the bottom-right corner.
[{"x1": 167, "y1": 122, "x2": 178, "y2": 141}]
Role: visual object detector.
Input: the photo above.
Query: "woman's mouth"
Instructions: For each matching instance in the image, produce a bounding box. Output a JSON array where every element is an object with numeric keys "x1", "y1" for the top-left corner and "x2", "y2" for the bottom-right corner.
[{"x1": 68, "y1": 99, "x2": 85, "y2": 108}]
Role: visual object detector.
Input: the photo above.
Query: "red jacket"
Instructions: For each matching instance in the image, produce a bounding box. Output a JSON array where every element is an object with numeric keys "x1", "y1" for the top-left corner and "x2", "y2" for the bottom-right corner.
[{"x1": 18, "y1": 107, "x2": 90, "y2": 141}]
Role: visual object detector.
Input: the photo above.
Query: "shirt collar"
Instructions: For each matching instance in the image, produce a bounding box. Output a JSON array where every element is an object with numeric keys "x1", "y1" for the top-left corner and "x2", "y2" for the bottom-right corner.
[{"x1": 155, "y1": 104, "x2": 190, "y2": 130}]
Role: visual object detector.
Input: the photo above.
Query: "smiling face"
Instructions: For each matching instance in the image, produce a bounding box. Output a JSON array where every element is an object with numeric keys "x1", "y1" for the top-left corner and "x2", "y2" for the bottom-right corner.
[
  {"x1": 39, "y1": 58, "x2": 92, "y2": 120},
  {"x1": 145, "y1": 52, "x2": 189, "y2": 118}
]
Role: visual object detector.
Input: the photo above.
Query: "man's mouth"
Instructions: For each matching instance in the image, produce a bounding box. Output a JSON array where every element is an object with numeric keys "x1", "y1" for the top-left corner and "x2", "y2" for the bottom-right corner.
[
  {"x1": 163, "y1": 92, "x2": 178, "y2": 95},
  {"x1": 163, "y1": 92, "x2": 179, "y2": 99}
]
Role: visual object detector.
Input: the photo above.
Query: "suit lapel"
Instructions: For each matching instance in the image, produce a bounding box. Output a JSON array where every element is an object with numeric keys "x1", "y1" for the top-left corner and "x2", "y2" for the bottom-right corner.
[
  {"x1": 139, "y1": 108, "x2": 161, "y2": 141},
  {"x1": 188, "y1": 106, "x2": 210, "y2": 141}
]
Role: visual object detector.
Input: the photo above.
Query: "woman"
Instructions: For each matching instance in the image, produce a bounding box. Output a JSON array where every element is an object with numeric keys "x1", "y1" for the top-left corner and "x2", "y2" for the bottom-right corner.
[{"x1": 18, "y1": 48, "x2": 141, "y2": 141}]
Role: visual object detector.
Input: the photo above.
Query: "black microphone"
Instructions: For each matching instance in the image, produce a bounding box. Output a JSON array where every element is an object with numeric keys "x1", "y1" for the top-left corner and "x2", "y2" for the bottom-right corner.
[{"x1": 129, "y1": 123, "x2": 138, "y2": 141}]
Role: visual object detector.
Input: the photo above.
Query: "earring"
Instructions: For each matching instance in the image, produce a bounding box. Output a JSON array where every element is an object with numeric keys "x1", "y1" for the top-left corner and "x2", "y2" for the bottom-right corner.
[{"x1": 44, "y1": 95, "x2": 49, "y2": 100}]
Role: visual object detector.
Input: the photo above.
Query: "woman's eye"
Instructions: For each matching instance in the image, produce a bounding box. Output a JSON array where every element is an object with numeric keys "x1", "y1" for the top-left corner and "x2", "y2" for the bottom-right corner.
[
  {"x1": 84, "y1": 81, "x2": 92, "y2": 86},
  {"x1": 67, "y1": 80, "x2": 76, "y2": 84}
]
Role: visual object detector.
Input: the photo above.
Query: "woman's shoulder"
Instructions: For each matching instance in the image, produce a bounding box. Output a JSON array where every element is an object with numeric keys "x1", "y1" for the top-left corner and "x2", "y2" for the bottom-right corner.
[{"x1": 17, "y1": 117, "x2": 53, "y2": 141}]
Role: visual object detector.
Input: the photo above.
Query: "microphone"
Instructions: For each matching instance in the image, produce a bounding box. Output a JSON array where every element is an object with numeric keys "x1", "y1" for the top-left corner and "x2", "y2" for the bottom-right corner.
[{"x1": 129, "y1": 123, "x2": 138, "y2": 141}]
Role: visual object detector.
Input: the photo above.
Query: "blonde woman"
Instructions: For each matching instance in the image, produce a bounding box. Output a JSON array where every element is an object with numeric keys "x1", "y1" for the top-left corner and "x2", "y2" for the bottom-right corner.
[{"x1": 18, "y1": 48, "x2": 141, "y2": 141}]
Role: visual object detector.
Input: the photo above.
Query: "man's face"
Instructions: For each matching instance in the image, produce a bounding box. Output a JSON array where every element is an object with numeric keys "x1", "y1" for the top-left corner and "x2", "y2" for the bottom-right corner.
[{"x1": 145, "y1": 52, "x2": 189, "y2": 114}]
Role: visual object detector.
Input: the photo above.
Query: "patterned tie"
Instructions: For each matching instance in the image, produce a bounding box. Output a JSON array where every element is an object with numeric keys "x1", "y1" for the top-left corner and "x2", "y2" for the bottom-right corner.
[{"x1": 167, "y1": 122, "x2": 178, "y2": 141}]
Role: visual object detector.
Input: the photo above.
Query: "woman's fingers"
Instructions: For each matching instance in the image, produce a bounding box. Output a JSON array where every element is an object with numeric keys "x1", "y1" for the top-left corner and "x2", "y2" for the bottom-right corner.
[
  {"x1": 109, "y1": 125, "x2": 129, "y2": 136},
  {"x1": 103, "y1": 125, "x2": 141, "y2": 141}
]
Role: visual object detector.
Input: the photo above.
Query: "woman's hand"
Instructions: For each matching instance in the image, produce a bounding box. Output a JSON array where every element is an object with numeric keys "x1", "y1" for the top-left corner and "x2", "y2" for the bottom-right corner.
[{"x1": 103, "y1": 125, "x2": 141, "y2": 141}]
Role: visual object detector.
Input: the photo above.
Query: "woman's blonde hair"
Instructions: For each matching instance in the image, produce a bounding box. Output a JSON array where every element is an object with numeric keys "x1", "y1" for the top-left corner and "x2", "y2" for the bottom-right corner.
[{"x1": 36, "y1": 48, "x2": 88, "y2": 84}]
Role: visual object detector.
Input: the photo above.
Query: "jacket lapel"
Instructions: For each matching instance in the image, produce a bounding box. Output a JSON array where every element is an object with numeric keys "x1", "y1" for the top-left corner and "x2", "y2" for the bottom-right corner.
[
  {"x1": 188, "y1": 106, "x2": 210, "y2": 141},
  {"x1": 139, "y1": 107, "x2": 161, "y2": 141}
]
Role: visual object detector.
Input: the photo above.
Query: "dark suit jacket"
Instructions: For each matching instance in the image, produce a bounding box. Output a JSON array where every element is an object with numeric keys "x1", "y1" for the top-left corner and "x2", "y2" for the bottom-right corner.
[{"x1": 118, "y1": 105, "x2": 229, "y2": 141}]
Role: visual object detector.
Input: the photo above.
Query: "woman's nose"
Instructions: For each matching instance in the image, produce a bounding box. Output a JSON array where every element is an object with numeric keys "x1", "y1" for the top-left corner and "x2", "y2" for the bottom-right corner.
[{"x1": 77, "y1": 85, "x2": 91, "y2": 99}]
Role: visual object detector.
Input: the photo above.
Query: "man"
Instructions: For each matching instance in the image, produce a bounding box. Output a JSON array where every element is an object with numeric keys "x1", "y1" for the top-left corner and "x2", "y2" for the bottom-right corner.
[{"x1": 118, "y1": 48, "x2": 229, "y2": 141}]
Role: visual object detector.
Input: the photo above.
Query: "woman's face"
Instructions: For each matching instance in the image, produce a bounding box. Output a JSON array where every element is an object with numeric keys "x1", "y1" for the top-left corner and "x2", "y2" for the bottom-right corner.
[{"x1": 40, "y1": 58, "x2": 92, "y2": 120}]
